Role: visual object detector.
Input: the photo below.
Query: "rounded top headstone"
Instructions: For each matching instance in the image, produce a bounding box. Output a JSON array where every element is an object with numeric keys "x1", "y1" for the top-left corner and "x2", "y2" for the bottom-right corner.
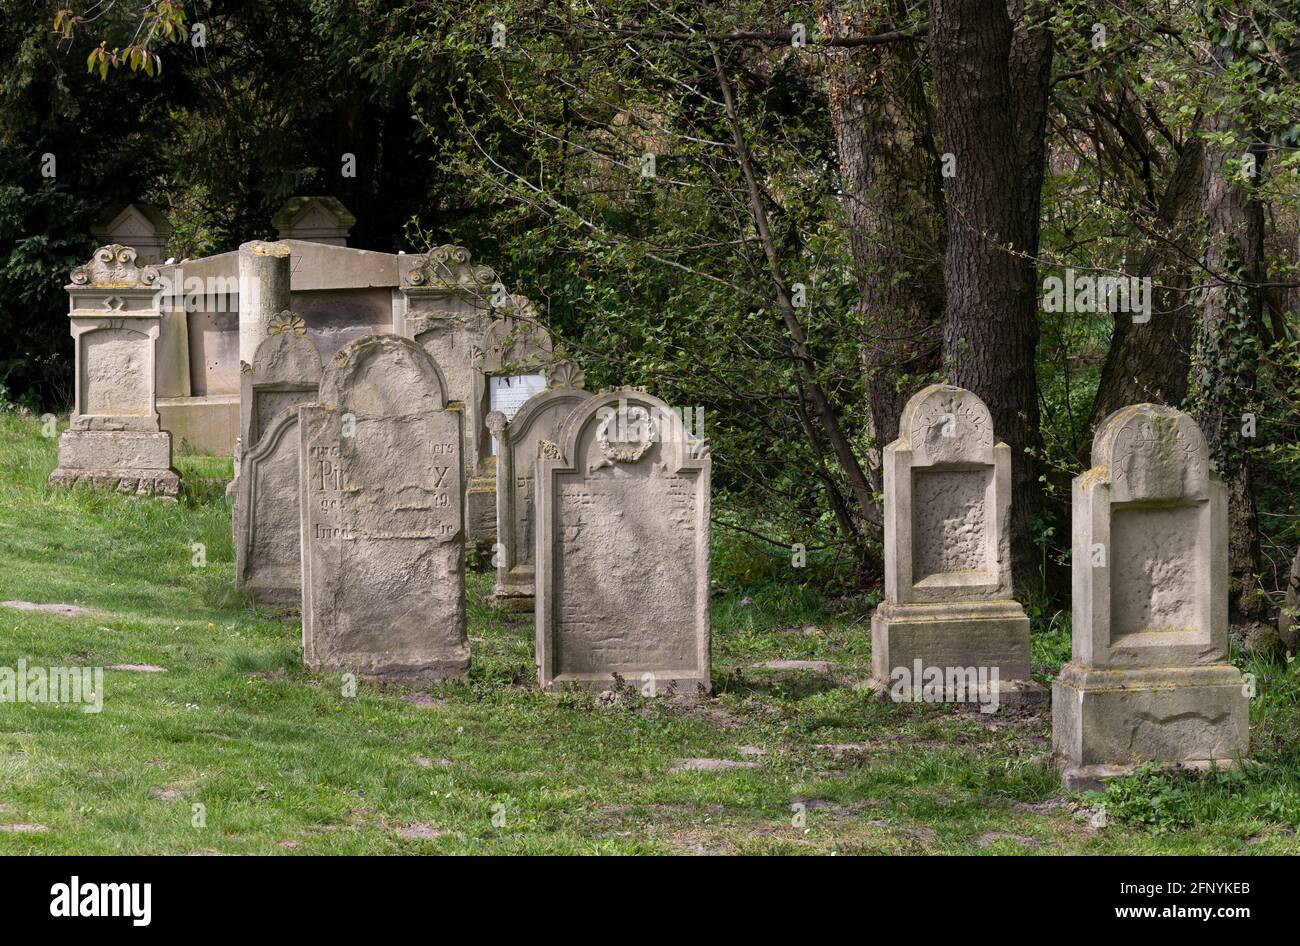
[
  {"x1": 319, "y1": 334, "x2": 449, "y2": 415},
  {"x1": 1091, "y1": 403, "x2": 1211, "y2": 501},
  {"x1": 897, "y1": 383, "x2": 996, "y2": 465}
]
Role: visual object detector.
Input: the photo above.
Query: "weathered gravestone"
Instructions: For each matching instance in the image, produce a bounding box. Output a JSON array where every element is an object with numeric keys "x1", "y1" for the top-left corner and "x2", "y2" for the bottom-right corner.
[
  {"x1": 1053, "y1": 404, "x2": 1249, "y2": 790},
  {"x1": 397, "y1": 248, "x2": 554, "y2": 546},
  {"x1": 90, "y1": 203, "x2": 171, "y2": 264},
  {"x1": 299, "y1": 334, "x2": 469, "y2": 681},
  {"x1": 485, "y1": 361, "x2": 589, "y2": 610},
  {"x1": 48, "y1": 245, "x2": 181, "y2": 500},
  {"x1": 871, "y1": 384, "x2": 1042, "y2": 706},
  {"x1": 535, "y1": 388, "x2": 711, "y2": 693},
  {"x1": 469, "y1": 300, "x2": 555, "y2": 542},
  {"x1": 233, "y1": 313, "x2": 322, "y2": 604}
]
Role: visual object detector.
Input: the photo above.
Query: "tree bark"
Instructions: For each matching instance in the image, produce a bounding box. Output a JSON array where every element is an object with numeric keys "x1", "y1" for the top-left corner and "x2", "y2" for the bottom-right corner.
[
  {"x1": 820, "y1": 0, "x2": 945, "y2": 495},
  {"x1": 1280, "y1": 543, "x2": 1300, "y2": 655},
  {"x1": 1192, "y1": 124, "x2": 1267, "y2": 616},
  {"x1": 929, "y1": 0, "x2": 1051, "y2": 585},
  {"x1": 1089, "y1": 140, "x2": 1204, "y2": 426}
]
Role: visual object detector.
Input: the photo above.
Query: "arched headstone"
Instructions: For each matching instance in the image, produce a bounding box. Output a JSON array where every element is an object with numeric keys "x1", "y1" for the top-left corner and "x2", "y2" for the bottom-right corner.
[
  {"x1": 534, "y1": 387, "x2": 711, "y2": 693},
  {"x1": 1053, "y1": 404, "x2": 1248, "y2": 789},
  {"x1": 299, "y1": 334, "x2": 469, "y2": 681},
  {"x1": 871, "y1": 384, "x2": 1042, "y2": 708},
  {"x1": 486, "y1": 361, "x2": 589, "y2": 609}
]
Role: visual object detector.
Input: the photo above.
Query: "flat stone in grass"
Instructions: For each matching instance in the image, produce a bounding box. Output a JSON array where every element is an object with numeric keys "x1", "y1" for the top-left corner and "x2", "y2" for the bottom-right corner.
[
  {"x1": 751, "y1": 659, "x2": 832, "y2": 673},
  {"x1": 108, "y1": 663, "x2": 167, "y2": 673},
  {"x1": 670, "y1": 758, "x2": 760, "y2": 772},
  {"x1": 975, "y1": 832, "x2": 1038, "y2": 849},
  {"x1": 2, "y1": 600, "x2": 98, "y2": 618}
]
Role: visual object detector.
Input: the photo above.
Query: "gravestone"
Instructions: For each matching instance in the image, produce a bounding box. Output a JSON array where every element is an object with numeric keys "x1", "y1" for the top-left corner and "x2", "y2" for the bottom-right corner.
[
  {"x1": 871, "y1": 384, "x2": 1042, "y2": 706},
  {"x1": 535, "y1": 388, "x2": 711, "y2": 693},
  {"x1": 1053, "y1": 404, "x2": 1248, "y2": 789},
  {"x1": 272, "y1": 196, "x2": 355, "y2": 246},
  {"x1": 232, "y1": 313, "x2": 322, "y2": 604},
  {"x1": 469, "y1": 299, "x2": 556, "y2": 542},
  {"x1": 91, "y1": 204, "x2": 171, "y2": 264},
  {"x1": 397, "y1": 247, "x2": 555, "y2": 545},
  {"x1": 48, "y1": 245, "x2": 181, "y2": 500},
  {"x1": 299, "y1": 334, "x2": 469, "y2": 681},
  {"x1": 486, "y1": 361, "x2": 589, "y2": 610}
]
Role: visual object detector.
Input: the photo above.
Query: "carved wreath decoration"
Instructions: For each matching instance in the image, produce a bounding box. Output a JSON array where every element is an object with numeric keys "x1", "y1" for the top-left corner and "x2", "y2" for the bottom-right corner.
[{"x1": 595, "y1": 405, "x2": 657, "y2": 465}]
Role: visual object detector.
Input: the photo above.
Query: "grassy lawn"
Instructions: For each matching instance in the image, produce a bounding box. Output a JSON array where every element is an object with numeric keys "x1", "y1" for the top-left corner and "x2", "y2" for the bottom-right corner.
[{"x1": 1, "y1": 409, "x2": 1298, "y2": 855}]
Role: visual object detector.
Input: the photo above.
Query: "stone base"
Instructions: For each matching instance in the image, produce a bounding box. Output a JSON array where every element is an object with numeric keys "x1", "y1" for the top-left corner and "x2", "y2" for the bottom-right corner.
[
  {"x1": 159, "y1": 394, "x2": 240, "y2": 456},
  {"x1": 466, "y1": 477, "x2": 497, "y2": 545},
  {"x1": 541, "y1": 671, "x2": 712, "y2": 696},
  {"x1": 49, "y1": 430, "x2": 181, "y2": 501},
  {"x1": 1057, "y1": 758, "x2": 1246, "y2": 793},
  {"x1": 870, "y1": 599, "x2": 1037, "y2": 706},
  {"x1": 307, "y1": 655, "x2": 470, "y2": 685},
  {"x1": 868, "y1": 673, "x2": 1047, "y2": 707},
  {"x1": 1052, "y1": 662, "x2": 1249, "y2": 791},
  {"x1": 490, "y1": 591, "x2": 535, "y2": 612}
]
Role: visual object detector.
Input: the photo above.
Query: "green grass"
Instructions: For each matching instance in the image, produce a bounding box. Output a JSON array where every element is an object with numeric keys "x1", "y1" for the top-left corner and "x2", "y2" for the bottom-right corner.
[{"x1": 1, "y1": 410, "x2": 1298, "y2": 854}]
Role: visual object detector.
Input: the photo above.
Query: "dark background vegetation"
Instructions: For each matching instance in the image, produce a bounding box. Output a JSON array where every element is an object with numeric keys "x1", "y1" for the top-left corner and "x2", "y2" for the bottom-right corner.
[{"x1": 2, "y1": 0, "x2": 1298, "y2": 644}]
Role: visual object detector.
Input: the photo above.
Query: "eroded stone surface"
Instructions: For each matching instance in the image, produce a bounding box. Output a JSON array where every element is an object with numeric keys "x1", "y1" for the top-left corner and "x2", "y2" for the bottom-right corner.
[
  {"x1": 535, "y1": 388, "x2": 711, "y2": 693},
  {"x1": 234, "y1": 318, "x2": 322, "y2": 604},
  {"x1": 49, "y1": 245, "x2": 181, "y2": 499},
  {"x1": 872, "y1": 385, "x2": 1036, "y2": 705},
  {"x1": 1053, "y1": 404, "x2": 1247, "y2": 781},
  {"x1": 299, "y1": 334, "x2": 469, "y2": 682}
]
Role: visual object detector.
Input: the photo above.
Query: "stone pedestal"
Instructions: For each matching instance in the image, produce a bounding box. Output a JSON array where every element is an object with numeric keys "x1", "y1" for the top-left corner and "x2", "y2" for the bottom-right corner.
[
  {"x1": 870, "y1": 384, "x2": 1044, "y2": 708},
  {"x1": 237, "y1": 240, "x2": 291, "y2": 369},
  {"x1": 1053, "y1": 404, "x2": 1248, "y2": 791},
  {"x1": 48, "y1": 430, "x2": 179, "y2": 499},
  {"x1": 48, "y1": 245, "x2": 181, "y2": 501}
]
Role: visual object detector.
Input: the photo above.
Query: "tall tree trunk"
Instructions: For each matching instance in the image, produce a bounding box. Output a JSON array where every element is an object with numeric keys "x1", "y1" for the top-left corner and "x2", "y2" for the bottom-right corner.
[
  {"x1": 1192, "y1": 123, "x2": 1267, "y2": 616},
  {"x1": 1089, "y1": 140, "x2": 1204, "y2": 426},
  {"x1": 929, "y1": 0, "x2": 1051, "y2": 586},
  {"x1": 819, "y1": 0, "x2": 944, "y2": 497}
]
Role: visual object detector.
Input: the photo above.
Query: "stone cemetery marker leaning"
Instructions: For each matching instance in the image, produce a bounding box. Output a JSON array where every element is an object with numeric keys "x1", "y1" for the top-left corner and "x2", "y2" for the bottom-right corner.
[
  {"x1": 486, "y1": 361, "x2": 589, "y2": 610},
  {"x1": 299, "y1": 334, "x2": 470, "y2": 681},
  {"x1": 871, "y1": 384, "x2": 1042, "y2": 708},
  {"x1": 233, "y1": 313, "x2": 322, "y2": 604},
  {"x1": 48, "y1": 245, "x2": 181, "y2": 500},
  {"x1": 1053, "y1": 403, "x2": 1249, "y2": 790},
  {"x1": 535, "y1": 388, "x2": 711, "y2": 693}
]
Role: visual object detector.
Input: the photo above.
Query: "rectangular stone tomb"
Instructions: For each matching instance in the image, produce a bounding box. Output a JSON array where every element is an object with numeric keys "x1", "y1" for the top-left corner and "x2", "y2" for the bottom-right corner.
[
  {"x1": 1053, "y1": 404, "x2": 1248, "y2": 790},
  {"x1": 871, "y1": 384, "x2": 1042, "y2": 707},
  {"x1": 534, "y1": 389, "x2": 711, "y2": 693},
  {"x1": 299, "y1": 334, "x2": 470, "y2": 682}
]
